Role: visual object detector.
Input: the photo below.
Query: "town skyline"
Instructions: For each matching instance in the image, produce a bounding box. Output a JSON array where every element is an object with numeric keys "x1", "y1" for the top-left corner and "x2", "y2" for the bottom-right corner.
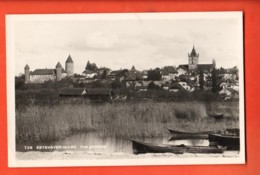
[
  {"x1": 18, "y1": 45, "x2": 237, "y2": 76},
  {"x1": 13, "y1": 13, "x2": 243, "y2": 75}
]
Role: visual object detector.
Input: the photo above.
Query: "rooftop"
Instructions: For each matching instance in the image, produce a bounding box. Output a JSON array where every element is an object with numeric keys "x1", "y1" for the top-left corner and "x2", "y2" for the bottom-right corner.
[
  {"x1": 189, "y1": 45, "x2": 199, "y2": 57},
  {"x1": 163, "y1": 66, "x2": 178, "y2": 74},
  {"x1": 59, "y1": 88, "x2": 113, "y2": 96},
  {"x1": 85, "y1": 89, "x2": 113, "y2": 96},
  {"x1": 197, "y1": 64, "x2": 214, "y2": 71},
  {"x1": 30, "y1": 69, "x2": 54, "y2": 75},
  {"x1": 24, "y1": 64, "x2": 30, "y2": 69},
  {"x1": 66, "y1": 55, "x2": 74, "y2": 63},
  {"x1": 59, "y1": 88, "x2": 85, "y2": 96},
  {"x1": 56, "y1": 62, "x2": 62, "y2": 68},
  {"x1": 178, "y1": 65, "x2": 189, "y2": 71}
]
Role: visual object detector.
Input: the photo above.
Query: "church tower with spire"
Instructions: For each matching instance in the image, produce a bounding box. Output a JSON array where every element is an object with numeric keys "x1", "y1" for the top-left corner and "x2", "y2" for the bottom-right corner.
[
  {"x1": 65, "y1": 54, "x2": 74, "y2": 76},
  {"x1": 188, "y1": 45, "x2": 199, "y2": 70}
]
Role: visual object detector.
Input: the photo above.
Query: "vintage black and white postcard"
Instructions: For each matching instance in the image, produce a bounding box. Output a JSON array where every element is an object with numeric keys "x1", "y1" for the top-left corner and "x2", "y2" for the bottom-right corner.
[{"x1": 6, "y1": 12, "x2": 245, "y2": 167}]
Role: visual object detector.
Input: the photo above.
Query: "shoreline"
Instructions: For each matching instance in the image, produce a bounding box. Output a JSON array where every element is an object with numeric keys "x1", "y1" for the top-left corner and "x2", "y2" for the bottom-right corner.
[{"x1": 16, "y1": 150, "x2": 240, "y2": 160}]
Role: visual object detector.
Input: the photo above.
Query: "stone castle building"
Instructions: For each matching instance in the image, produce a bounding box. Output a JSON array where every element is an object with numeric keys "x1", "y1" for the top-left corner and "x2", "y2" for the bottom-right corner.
[{"x1": 24, "y1": 55, "x2": 74, "y2": 84}]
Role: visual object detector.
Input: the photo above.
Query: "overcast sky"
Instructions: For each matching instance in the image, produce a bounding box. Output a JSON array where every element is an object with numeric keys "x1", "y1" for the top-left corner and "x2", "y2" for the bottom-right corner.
[{"x1": 13, "y1": 13, "x2": 243, "y2": 75}]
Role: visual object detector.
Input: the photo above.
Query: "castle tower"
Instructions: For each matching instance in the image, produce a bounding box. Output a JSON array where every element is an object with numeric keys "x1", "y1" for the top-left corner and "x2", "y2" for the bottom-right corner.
[
  {"x1": 56, "y1": 62, "x2": 62, "y2": 81},
  {"x1": 24, "y1": 64, "x2": 30, "y2": 84},
  {"x1": 65, "y1": 54, "x2": 74, "y2": 76},
  {"x1": 188, "y1": 45, "x2": 199, "y2": 70},
  {"x1": 131, "y1": 65, "x2": 136, "y2": 72},
  {"x1": 213, "y1": 58, "x2": 216, "y2": 68}
]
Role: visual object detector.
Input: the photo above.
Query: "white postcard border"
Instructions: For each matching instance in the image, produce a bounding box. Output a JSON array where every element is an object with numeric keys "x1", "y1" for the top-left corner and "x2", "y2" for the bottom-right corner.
[{"x1": 6, "y1": 12, "x2": 245, "y2": 167}]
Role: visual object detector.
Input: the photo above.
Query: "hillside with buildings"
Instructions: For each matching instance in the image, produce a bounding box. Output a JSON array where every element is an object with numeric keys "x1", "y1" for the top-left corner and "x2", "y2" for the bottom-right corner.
[{"x1": 17, "y1": 46, "x2": 239, "y2": 103}]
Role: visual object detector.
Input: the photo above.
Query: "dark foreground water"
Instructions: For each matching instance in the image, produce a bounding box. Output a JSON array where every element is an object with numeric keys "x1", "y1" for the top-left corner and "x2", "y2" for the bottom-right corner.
[{"x1": 16, "y1": 132, "x2": 209, "y2": 153}]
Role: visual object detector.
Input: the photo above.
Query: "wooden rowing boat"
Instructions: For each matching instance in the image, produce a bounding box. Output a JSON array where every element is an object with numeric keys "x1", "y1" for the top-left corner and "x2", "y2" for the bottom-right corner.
[
  {"x1": 186, "y1": 146, "x2": 227, "y2": 154},
  {"x1": 208, "y1": 133, "x2": 240, "y2": 150},
  {"x1": 209, "y1": 113, "x2": 224, "y2": 120},
  {"x1": 168, "y1": 129, "x2": 214, "y2": 135},
  {"x1": 167, "y1": 129, "x2": 217, "y2": 140},
  {"x1": 224, "y1": 128, "x2": 240, "y2": 135},
  {"x1": 168, "y1": 134, "x2": 208, "y2": 140},
  {"x1": 125, "y1": 139, "x2": 226, "y2": 154},
  {"x1": 128, "y1": 139, "x2": 187, "y2": 154}
]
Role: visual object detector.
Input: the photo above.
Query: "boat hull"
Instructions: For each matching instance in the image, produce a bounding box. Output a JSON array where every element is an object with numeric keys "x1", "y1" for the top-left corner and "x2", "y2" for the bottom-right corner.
[
  {"x1": 187, "y1": 146, "x2": 226, "y2": 154},
  {"x1": 209, "y1": 114, "x2": 224, "y2": 120},
  {"x1": 168, "y1": 129, "x2": 216, "y2": 135},
  {"x1": 208, "y1": 134, "x2": 240, "y2": 150},
  {"x1": 168, "y1": 129, "x2": 216, "y2": 140},
  {"x1": 131, "y1": 140, "x2": 187, "y2": 155},
  {"x1": 125, "y1": 138, "x2": 227, "y2": 154},
  {"x1": 168, "y1": 134, "x2": 208, "y2": 140}
]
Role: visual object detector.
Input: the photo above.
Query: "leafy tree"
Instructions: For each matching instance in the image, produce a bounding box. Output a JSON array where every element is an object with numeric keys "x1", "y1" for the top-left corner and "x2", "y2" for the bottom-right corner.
[
  {"x1": 147, "y1": 81, "x2": 161, "y2": 90},
  {"x1": 148, "y1": 68, "x2": 162, "y2": 81},
  {"x1": 179, "y1": 74, "x2": 187, "y2": 82},
  {"x1": 101, "y1": 69, "x2": 108, "y2": 79},
  {"x1": 211, "y1": 67, "x2": 217, "y2": 93},
  {"x1": 15, "y1": 74, "x2": 25, "y2": 90},
  {"x1": 199, "y1": 69, "x2": 204, "y2": 90},
  {"x1": 111, "y1": 80, "x2": 122, "y2": 89},
  {"x1": 173, "y1": 89, "x2": 192, "y2": 101},
  {"x1": 90, "y1": 81, "x2": 107, "y2": 88},
  {"x1": 85, "y1": 61, "x2": 97, "y2": 71},
  {"x1": 73, "y1": 74, "x2": 84, "y2": 78}
]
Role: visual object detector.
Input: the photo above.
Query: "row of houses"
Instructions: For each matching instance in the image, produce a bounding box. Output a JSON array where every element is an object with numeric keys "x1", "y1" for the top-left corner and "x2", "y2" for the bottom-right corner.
[
  {"x1": 75, "y1": 46, "x2": 239, "y2": 100},
  {"x1": 23, "y1": 46, "x2": 239, "y2": 100}
]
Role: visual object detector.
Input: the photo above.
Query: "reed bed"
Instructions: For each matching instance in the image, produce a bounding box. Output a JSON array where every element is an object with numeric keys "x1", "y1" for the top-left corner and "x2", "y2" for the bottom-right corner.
[{"x1": 16, "y1": 101, "x2": 239, "y2": 142}]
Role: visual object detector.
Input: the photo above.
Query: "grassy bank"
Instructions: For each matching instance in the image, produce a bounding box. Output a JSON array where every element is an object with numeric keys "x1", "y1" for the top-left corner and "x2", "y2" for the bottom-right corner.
[{"x1": 16, "y1": 101, "x2": 239, "y2": 142}]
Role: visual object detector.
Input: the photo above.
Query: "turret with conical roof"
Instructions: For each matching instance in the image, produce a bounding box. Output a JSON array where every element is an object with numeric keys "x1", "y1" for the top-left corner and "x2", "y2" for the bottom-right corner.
[
  {"x1": 188, "y1": 45, "x2": 199, "y2": 70},
  {"x1": 131, "y1": 65, "x2": 136, "y2": 71},
  {"x1": 24, "y1": 64, "x2": 30, "y2": 84},
  {"x1": 56, "y1": 62, "x2": 62, "y2": 81},
  {"x1": 65, "y1": 54, "x2": 74, "y2": 76},
  {"x1": 56, "y1": 62, "x2": 62, "y2": 68},
  {"x1": 213, "y1": 58, "x2": 216, "y2": 68},
  {"x1": 66, "y1": 54, "x2": 74, "y2": 63}
]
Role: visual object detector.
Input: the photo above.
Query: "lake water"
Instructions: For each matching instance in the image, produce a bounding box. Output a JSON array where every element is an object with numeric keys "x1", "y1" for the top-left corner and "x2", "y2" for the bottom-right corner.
[{"x1": 16, "y1": 132, "x2": 209, "y2": 153}]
